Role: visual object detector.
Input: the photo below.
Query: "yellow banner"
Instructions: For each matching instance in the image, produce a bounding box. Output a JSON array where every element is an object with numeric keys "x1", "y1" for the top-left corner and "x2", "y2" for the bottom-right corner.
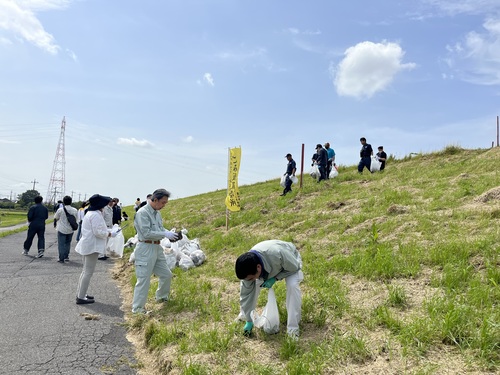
[{"x1": 225, "y1": 147, "x2": 241, "y2": 212}]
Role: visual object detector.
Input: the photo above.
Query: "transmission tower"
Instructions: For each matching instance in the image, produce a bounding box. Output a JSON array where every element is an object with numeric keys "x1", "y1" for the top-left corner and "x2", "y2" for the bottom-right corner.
[{"x1": 46, "y1": 117, "x2": 66, "y2": 205}]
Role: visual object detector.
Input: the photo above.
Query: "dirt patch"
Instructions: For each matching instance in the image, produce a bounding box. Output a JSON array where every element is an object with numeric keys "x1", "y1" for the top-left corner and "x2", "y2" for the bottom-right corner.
[{"x1": 474, "y1": 186, "x2": 500, "y2": 203}]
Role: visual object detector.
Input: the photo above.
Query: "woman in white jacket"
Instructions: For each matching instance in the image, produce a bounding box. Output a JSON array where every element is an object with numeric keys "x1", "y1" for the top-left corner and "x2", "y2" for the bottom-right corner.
[{"x1": 75, "y1": 194, "x2": 118, "y2": 305}]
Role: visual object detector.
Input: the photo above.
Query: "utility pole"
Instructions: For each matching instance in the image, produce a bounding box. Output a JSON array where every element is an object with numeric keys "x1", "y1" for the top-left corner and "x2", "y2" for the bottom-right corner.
[{"x1": 31, "y1": 179, "x2": 38, "y2": 191}]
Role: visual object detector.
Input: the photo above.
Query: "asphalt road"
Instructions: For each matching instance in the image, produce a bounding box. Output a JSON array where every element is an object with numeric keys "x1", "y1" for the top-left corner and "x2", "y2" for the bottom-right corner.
[{"x1": 0, "y1": 224, "x2": 137, "y2": 374}]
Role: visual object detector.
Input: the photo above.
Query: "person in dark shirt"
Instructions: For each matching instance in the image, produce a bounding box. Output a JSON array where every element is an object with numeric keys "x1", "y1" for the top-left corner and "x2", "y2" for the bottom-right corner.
[
  {"x1": 23, "y1": 196, "x2": 49, "y2": 258},
  {"x1": 281, "y1": 153, "x2": 296, "y2": 196},
  {"x1": 358, "y1": 137, "x2": 373, "y2": 173},
  {"x1": 376, "y1": 146, "x2": 387, "y2": 171},
  {"x1": 315, "y1": 144, "x2": 328, "y2": 182},
  {"x1": 112, "y1": 198, "x2": 121, "y2": 225}
]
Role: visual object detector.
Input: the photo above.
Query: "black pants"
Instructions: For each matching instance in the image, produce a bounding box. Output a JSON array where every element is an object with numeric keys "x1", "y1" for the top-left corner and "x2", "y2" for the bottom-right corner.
[
  {"x1": 23, "y1": 222, "x2": 46, "y2": 251},
  {"x1": 358, "y1": 157, "x2": 371, "y2": 173},
  {"x1": 318, "y1": 165, "x2": 327, "y2": 182}
]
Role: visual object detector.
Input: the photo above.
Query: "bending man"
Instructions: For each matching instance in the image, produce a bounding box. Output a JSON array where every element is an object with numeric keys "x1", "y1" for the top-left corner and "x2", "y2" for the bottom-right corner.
[{"x1": 235, "y1": 240, "x2": 303, "y2": 338}]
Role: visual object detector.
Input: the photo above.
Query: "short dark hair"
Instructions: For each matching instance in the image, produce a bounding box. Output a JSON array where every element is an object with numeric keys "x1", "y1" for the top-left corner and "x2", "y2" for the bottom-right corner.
[
  {"x1": 63, "y1": 195, "x2": 72, "y2": 205},
  {"x1": 360, "y1": 137, "x2": 366, "y2": 142},
  {"x1": 378, "y1": 146, "x2": 383, "y2": 150},
  {"x1": 235, "y1": 252, "x2": 259, "y2": 280},
  {"x1": 152, "y1": 189, "x2": 170, "y2": 202},
  {"x1": 34, "y1": 196, "x2": 43, "y2": 204}
]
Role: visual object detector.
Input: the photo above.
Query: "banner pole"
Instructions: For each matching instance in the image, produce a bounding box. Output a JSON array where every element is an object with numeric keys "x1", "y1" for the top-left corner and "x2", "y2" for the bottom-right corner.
[{"x1": 226, "y1": 147, "x2": 230, "y2": 231}]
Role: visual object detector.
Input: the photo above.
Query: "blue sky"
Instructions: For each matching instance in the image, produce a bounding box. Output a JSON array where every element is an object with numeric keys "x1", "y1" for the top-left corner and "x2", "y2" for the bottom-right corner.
[{"x1": 1, "y1": 0, "x2": 499, "y2": 205}]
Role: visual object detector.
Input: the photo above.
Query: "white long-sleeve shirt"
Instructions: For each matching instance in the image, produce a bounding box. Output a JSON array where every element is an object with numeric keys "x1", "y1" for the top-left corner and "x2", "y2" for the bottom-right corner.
[{"x1": 75, "y1": 210, "x2": 109, "y2": 256}]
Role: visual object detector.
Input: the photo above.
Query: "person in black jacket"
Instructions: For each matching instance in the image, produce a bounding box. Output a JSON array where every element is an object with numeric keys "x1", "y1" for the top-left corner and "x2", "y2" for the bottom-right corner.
[
  {"x1": 376, "y1": 146, "x2": 387, "y2": 171},
  {"x1": 358, "y1": 137, "x2": 373, "y2": 173},
  {"x1": 112, "y1": 198, "x2": 121, "y2": 225},
  {"x1": 23, "y1": 196, "x2": 49, "y2": 258},
  {"x1": 315, "y1": 144, "x2": 328, "y2": 182}
]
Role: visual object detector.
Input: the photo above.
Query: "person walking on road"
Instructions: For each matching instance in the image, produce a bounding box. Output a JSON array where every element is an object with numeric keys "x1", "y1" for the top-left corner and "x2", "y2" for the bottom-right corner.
[
  {"x1": 75, "y1": 194, "x2": 119, "y2": 305},
  {"x1": 131, "y1": 188, "x2": 180, "y2": 314},
  {"x1": 54, "y1": 195, "x2": 78, "y2": 263},
  {"x1": 22, "y1": 195, "x2": 49, "y2": 258}
]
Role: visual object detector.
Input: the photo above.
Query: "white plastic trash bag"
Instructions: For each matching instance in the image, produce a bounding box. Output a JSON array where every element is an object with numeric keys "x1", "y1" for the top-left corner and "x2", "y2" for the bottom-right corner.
[
  {"x1": 329, "y1": 168, "x2": 339, "y2": 178},
  {"x1": 254, "y1": 288, "x2": 280, "y2": 334},
  {"x1": 107, "y1": 226, "x2": 125, "y2": 258},
  {"x1": 310, "y1": 165, "x2": 320, "y2": 179},
  {"x1": 290, "y1": 175, "x2": 298, "y2": 184},
  {"x1": 190, "y1": 249, "x2": 206, "y2": 266},
  {"x1": 178, "y1": 252, "x2": 195, "y2": 271},
  {"x1": 370, "y1": 157, "x2": 381, "y2": 172},
  {"x1": 280, "y1": 174, "x2": 287, "y2": 187},
  {"x1": 164, "y1": 250, "x2": 177, "y2": 270}
]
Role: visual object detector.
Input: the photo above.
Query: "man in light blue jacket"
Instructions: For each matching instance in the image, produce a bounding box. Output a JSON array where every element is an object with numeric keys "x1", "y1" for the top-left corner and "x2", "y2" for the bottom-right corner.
[
  {"x1": 235, "y1": 240, "x2": 303, "y2": 338},
  {"x1": 131, "y1": 188, "x2": 180, "y2": 314}
]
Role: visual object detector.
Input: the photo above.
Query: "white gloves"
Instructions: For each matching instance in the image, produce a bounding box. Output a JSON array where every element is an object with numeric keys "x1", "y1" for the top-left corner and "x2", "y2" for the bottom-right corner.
[
  {"x1": 164, "y1": 230, "x2": 179, "y2": 241},
  {"x1": 109, "y1": 227, "x2": 121, "y2": 238}
]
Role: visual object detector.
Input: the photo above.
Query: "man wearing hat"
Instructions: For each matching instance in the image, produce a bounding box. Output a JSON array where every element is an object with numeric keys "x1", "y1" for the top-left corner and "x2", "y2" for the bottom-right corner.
[
  {"x1": 75, "y1": 194, "x2": 119, "y2": 304},
  {"x1": 315, "y1": 144, "x2": 328, "y2": 182},
  {"x1": 281, "y1": 153, "x2": 296, "y2": 196},
  {"x1": 131, "y1": 188, "x2": 180, "y2": 314}
]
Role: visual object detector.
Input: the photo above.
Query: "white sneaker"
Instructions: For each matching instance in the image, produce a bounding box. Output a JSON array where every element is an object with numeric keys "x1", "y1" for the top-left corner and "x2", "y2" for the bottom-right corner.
[
  {"x1": 287, "y1": 330, "x2": 299, "y2": 341},
  {"x1": 22, "y1": 250, "x2": 29, "y2": 256}
]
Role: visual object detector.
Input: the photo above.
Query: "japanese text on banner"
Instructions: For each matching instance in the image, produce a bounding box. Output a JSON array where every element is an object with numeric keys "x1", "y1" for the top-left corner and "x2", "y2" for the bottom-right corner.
[{"x1": 225, "y1": 147, "x2": 241, "y2": 212}]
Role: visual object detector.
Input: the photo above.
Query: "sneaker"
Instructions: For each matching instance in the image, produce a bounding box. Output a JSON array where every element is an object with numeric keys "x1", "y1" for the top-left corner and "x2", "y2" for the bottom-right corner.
[
  {"x1": 36, "y1": 250, "x2": 44, "y2": 258},
  {"x1": 287, "y1": 330, "x2": 299, "y2": 341},
  {"x1": 76, "y1": 297, "x2": 95, "y2": 305},
  {"x1": 22, "y1": 250, "x2": 29, "y2": 256},
  {"x1": 64, "y1": 258, "x2": 69, "y2": 262},
  {"x1": 132, "y1": 308, "x2": 152, "y2": 315},
  {"x1": 57, "y1": 260, "x2": 65, "y2": 263}
]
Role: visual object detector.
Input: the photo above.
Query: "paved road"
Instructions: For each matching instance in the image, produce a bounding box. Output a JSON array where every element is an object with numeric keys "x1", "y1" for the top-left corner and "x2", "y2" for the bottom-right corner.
[{"x1": 0, "y1": 224, "x2": 137, "y2": 374}]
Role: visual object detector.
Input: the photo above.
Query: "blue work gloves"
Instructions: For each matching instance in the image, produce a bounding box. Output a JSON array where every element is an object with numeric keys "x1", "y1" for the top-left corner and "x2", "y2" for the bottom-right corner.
[
  {"x1": 164, "y1": 230, "x2": 179, "y2": 241},
  {"x1": 261, "y1": 277, "x2": 276, "y2": 288},
  {"x1": 243, "y1": 321, "x2": 254, "y2": 335}
]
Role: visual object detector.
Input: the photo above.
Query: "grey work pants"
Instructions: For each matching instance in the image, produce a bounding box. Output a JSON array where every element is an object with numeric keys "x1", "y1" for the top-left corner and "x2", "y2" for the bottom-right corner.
[
  {"x1": 132, "y1": 244, "x2": 172, "y2": 313},
  {"x1": 76, "y1": 253, "x2": 99, "y2": 299}
]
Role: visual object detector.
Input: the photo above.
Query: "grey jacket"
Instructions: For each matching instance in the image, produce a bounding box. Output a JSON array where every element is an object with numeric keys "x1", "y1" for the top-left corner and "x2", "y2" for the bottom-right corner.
[{"x1": 239, "y1": 240, "x2": 302, "y2": 321}]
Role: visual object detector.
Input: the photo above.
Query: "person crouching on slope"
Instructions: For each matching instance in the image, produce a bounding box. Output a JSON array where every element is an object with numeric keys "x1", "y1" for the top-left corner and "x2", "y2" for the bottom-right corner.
[{"x1": 235, "y1": 240, "x2": 304, "y2": 339}]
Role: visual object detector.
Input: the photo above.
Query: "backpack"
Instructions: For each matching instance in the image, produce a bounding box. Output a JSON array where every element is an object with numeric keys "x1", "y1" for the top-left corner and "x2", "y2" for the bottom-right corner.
[{"x1": 63, "y1": 207, "x2": 79, "y2": 231}]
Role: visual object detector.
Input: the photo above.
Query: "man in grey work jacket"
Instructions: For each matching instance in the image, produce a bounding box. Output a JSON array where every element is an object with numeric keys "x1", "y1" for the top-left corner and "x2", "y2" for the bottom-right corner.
[
  {"x1": 131, "y1": 188, "x2": 180, "y2": 314},
  {"x1": 235, "y1": 240, "x2": 303, "y2": 339}
]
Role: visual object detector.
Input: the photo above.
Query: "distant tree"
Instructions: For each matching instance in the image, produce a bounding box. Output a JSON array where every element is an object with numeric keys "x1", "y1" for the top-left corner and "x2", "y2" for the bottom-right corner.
[{"x1": 17, "y1": 190, "x2": 40, "y2": 208}]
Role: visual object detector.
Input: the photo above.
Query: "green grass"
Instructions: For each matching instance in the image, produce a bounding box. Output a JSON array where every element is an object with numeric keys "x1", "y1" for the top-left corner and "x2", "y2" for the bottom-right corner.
[
  {"x1": 0, "y1": 210, "x2": 27, "y2": 227},
  {"x1": 118, "y1": 146, "x2": 500, "y2": 374}
]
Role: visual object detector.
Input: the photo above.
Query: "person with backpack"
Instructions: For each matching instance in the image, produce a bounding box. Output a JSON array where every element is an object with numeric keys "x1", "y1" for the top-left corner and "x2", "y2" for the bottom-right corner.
[{"x1": 54, "y1": 195, "x2": 78, "y2": 263}]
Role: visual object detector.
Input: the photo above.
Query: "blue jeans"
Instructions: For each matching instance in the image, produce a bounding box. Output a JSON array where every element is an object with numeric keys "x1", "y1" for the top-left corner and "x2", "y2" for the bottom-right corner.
[{"x1": 57, "y1": 231, "x2": 73, "y2": 261}]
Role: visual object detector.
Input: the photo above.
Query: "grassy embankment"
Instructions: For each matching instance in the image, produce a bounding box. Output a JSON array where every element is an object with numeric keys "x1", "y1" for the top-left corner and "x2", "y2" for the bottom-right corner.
[{"x1": 115, "y1": 146, "x2": 499, "y2": 375}]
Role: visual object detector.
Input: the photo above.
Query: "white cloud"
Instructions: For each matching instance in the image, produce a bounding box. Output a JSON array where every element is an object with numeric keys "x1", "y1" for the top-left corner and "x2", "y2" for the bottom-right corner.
[
  {"x1": 285, "y1": 27, "x2": 321, "y2": 36},
  {"x1": 445, "y1": 18, "x2": 500, "y2": 85},
  {"x1": 0, "y1": 0, "x2": 70, "y2": 54},
  {"x1": 422, "y1": 0, "x2": 500, "y2": 16},
  {"x1": 66, "y1": 48, "x2": 78, "y2": 62},
  {"x1": 331, "y1": 41, "x2": 416, "y2": 99},
  {"x1": 203, "y1": 73, "x2": 214, "y2": 86},
  {"x1": 116, "y1": 137, "x2": 154, "y2": 148},
  {"x1": 183, "y1": 136, "x2": 194, "y2": 143}
]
